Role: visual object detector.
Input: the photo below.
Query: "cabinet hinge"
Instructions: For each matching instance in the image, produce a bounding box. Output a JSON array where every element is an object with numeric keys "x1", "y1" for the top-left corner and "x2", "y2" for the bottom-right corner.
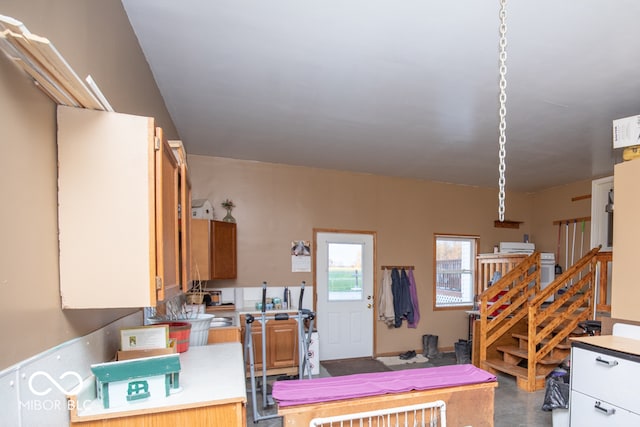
[
  {"x1": 155, "y1": 276, "x2": 163, "y2": 290},
  {"x1": 154, "y1": 136, "x2": 161, "y2": 151}
]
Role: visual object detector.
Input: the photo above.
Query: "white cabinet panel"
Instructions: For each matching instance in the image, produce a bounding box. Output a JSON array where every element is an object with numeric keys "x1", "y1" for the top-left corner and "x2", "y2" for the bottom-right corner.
[
  {"x1": 571, "y1": 346, "x2": 640, "y2": 414},
  {"x1": 570, "y1": 391, "x2": 639, "y2": 426},
  {"x1": 570, "y1": 340, "x2": 640, "y2": 427}
]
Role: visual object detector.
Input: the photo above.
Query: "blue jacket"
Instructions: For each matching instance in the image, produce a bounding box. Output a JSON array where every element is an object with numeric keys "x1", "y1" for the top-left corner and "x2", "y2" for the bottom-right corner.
[{"x1": 392, "y1": 268, "x2": 413, "y2": 328}]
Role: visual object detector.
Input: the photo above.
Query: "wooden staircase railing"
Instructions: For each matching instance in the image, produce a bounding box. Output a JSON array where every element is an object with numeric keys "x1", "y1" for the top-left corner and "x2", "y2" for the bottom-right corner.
[
  {"x1": 476, "y1": 247, "x2": 608, "y2": 392},
  {"x1": 524, "y1": 246, "x2": 600, "y2": 390},
  {"x1": 478, "y1": 252, "x2": 539, "y2": 366}
]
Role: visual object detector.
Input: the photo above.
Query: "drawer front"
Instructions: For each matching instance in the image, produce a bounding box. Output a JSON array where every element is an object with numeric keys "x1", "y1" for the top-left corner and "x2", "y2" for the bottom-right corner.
[
  {"x1": 571, "y1": 346, "x2": 640, "y2": 413},
  {"x1": 570, "y1": 391, "x2": 640, "y2": 426}
]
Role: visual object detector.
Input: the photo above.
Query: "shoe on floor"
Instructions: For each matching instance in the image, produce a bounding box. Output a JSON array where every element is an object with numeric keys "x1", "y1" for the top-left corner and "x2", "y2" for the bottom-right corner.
[{"x1": 399, "y1": 350, "x2": 416, "y2": 360}]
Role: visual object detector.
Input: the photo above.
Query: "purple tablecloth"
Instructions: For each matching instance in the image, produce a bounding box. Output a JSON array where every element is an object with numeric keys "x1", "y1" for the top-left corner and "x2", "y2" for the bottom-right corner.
[{"x1": 273, "y1": 364, "x2": 496, "y2": 407}]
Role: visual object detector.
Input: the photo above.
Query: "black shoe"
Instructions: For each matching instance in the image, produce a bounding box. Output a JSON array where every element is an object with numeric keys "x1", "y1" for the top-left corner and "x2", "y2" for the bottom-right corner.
[{"x1": 399, "y1": 350, "x2": 416, "y2": 360}]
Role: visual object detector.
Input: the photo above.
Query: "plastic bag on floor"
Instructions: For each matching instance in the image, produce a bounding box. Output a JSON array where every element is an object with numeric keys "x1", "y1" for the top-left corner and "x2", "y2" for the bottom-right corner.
[{"x1": 542, "y1": 376, "x2": 570, "y2": 411}]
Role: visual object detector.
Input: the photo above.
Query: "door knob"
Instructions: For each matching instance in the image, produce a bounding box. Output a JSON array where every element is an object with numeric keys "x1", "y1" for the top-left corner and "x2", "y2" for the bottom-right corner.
[{"x1": 367, "y1": 303, "x2": 372, "y2": 309}]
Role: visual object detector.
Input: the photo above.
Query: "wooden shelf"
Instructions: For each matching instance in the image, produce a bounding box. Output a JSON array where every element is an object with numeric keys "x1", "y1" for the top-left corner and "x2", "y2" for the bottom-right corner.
[{"x1": 494, "y1": 220, "x2": 523, "y2": 229}]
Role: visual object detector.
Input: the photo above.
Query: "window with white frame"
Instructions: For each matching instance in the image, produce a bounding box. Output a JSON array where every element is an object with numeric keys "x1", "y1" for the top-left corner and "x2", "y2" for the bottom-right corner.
[{"x1": 434, "y1": 234, "x2": 479, "y2": 309}]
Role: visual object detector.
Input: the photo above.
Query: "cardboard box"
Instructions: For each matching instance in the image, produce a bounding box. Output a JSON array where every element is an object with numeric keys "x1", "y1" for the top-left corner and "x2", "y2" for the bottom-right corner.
[{"x1": 116, "y1": 344, "x2": 176, "y2": 361}]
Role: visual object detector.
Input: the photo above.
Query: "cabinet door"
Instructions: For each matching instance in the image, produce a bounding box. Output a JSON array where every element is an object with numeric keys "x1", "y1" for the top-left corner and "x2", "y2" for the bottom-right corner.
[
  {"x1": 570, "y1": 391, "x2": 640, "y2": 426},
  {"x1": 268, "y1": 319, "x2": 299, "y2": 369},
  {"x1": 241, "y1": 319, "x2": 265, "y2": 370},
  {"x1": 211, "y1": 221, "x2": 237, "y2": 279},
  {"x1": 191, "y1": 219, "x2": 212, "y2": 280},
  {"x1": 58, "y1": 107, "x2": 158, "y2": 308},
  {"x1": 208, "y1": 327, "x2": 241, "y2": 344},
  {"x1": 154, "y1": 128, "x2": 180, "y2": 301},
  {"x1": 179, "y1": 164, "x2": 192, "y2": 291},
  {"x1": 571, "y1": 346, "x2": 640, "y2": 414},
  {"x1": 169, "y1": 140, "x2": 192, "y2": 291}
]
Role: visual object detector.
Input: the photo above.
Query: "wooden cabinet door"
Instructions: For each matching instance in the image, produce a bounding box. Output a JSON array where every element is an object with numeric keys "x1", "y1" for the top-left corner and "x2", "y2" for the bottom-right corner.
[
  {"x1": 211, "y1": 221, "x2": 237, "y2": 279},
  {"x1": 176, "y1": 158, "x2": 192, "y2": 292},
  {"x1": 191, "y1": 219, "x2": 212, "y2": 280},
  {"x1": 57, "y1": 107, "x2": 185, "y2": 308},
  {"x1": 241, "y1": 319, "x2": 265, "y2": 370},
  {"x1": 154, "y1": 128, "x2": 180, "y2": 301},
  {"x1": 268, "y1": 319, "x2": 299, "y2": 369},
  {"x1": 58, "y1": 107, "x2": 159, "y2": 308},
  {"x1": 190, "y1": 220, "x2": 237, "y2": 280},
  {"x1": 169, "y1": 140, "x2": 192, "y2": 292},
  {"x1": 208, "y1": 327, "x2": 241, "y2": 344}
]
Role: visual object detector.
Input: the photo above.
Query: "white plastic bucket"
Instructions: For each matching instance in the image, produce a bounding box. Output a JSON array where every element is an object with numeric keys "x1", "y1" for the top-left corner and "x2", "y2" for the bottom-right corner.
[{"x1": 180, "y1": 313, "x2": 214, "y2": 346}]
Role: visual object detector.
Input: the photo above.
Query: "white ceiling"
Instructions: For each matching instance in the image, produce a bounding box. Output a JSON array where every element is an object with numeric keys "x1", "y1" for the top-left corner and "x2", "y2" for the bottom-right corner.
[{"x1": 121, "y1": 0, "x2": 640, "y2": 192}]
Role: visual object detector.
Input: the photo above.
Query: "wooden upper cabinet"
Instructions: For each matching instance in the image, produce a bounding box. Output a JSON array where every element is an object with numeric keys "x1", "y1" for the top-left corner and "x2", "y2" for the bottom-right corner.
[
  {"x1": 211, "y1": 220, "x2": 237, "y2": 279},
  {"x1": 57, "y1": 106, "x2": 181, "y2": 308},
  {"x1": 155, "y1": 128, "x2": 180, "y2": 301},
  {"x1": 191, "y1": 219, "x2": 237, "y2": 280},
  {"x1": 180, "y1": 164, "x2": 193, "y2": 289},
  {"x1": 169, "y1": 141, "x2": 192, "y2": 294}
]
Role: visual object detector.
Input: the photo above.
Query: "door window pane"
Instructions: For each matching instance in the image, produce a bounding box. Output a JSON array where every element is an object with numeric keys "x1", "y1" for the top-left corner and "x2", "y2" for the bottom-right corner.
[{"x1": 327, "y1": 242, "x2": 363, "y2": 301}]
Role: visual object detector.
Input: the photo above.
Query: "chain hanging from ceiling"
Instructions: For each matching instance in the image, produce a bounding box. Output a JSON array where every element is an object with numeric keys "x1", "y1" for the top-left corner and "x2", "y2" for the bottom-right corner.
[{"x1": 497, "y1": 0, "x2": 508, "y2": 221}]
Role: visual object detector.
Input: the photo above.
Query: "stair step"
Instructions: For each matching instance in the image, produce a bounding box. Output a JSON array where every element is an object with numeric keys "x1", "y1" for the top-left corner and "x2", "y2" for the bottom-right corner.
[
  {"x1": 540, "y1": 310, "x2": 585, "y2": 336},
  {"x1": 483, "y1": 358, "x2": 546, "y2": 382},
  {"x1": 496, "y1": 345, "x2": 564, "y2": 365},
  {"x1": 512, "y1": 333, "x2": 571, "y2": 350}
]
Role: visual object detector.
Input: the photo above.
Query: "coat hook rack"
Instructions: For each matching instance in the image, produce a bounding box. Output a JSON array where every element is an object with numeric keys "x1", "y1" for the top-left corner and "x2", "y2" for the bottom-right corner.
[
  {"x1": 381, "y1": 265, "x2": 415, "y2": 270},
  {"x1": 552, "y1": 216, "x2": 591, "y2": 226}
]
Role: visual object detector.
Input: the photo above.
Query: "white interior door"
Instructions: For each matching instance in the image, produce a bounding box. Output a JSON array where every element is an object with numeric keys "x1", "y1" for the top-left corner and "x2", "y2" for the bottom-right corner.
[{"x1": 316, "y1": 232, "x2": 374, "y2": 360}]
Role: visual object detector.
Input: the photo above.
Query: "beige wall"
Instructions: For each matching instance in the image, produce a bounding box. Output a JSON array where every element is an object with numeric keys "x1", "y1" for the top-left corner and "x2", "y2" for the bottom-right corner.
[
  {"x1": 0, "y1": 0, "x2": 177, "y2": 369},
  {"x1": 529, "y1": 179, "x2": 594, "y2": 269},
  {"x1": 188, "y1": 155, "x2": 540, "y2": 354}
]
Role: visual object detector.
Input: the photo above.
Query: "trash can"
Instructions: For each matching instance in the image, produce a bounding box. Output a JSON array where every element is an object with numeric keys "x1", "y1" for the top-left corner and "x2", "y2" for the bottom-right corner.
[{"x1": 542, "y1": 369, "x2": 570, "y2": 427}]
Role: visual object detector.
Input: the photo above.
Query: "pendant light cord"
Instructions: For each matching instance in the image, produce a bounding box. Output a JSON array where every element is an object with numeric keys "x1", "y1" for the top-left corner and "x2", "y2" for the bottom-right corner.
[{"x1": 497, "y1": 0, "x2": 508, "y2": 221}]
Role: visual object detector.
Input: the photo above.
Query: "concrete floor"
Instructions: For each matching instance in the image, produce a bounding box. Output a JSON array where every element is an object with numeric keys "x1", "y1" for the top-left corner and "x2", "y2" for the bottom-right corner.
[{"x1": 246, "y1": 353, "x2": 554, "y2": 426}]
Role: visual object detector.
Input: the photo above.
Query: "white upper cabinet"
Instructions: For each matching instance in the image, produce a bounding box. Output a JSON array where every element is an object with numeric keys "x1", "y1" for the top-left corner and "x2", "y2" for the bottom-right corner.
[{"x1": 57, "y1": 106, "x2": 181, "y2": 308}]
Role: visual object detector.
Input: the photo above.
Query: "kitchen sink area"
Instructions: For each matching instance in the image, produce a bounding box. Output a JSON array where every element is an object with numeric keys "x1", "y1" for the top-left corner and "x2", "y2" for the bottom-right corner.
[{"x1": 210, "y1": 314, "x2": 234, "y2": 328}]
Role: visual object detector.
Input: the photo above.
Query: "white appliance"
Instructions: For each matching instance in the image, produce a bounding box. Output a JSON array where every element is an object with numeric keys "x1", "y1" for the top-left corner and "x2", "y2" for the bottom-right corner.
[
  {"x1": 539, "y1": 253, "x2": 556, "y2": 302},
  {"x1": 499, "y1": 242, "x2": 535, "y2": 254}
]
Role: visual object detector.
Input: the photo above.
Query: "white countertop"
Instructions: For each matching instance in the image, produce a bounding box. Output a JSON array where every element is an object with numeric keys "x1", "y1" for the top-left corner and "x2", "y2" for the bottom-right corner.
[
  {"x1": 571, "y1": 335, "x2": 640, "y2": 357},
  {"x1": 69, "y1": 343, "x2": 246, "y2": 422}
]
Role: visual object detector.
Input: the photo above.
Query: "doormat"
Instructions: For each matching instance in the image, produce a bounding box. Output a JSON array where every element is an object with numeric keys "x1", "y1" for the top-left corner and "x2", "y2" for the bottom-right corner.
[
  {"x1": 321, "y1": 358, "x2": 391, "y2": 377},
  {"x1": 377, "y1": 354, "x2": 429, "y2": 366},
  {"x1": 379, "y1": 352, "x2": 458, "y2": 368}
]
